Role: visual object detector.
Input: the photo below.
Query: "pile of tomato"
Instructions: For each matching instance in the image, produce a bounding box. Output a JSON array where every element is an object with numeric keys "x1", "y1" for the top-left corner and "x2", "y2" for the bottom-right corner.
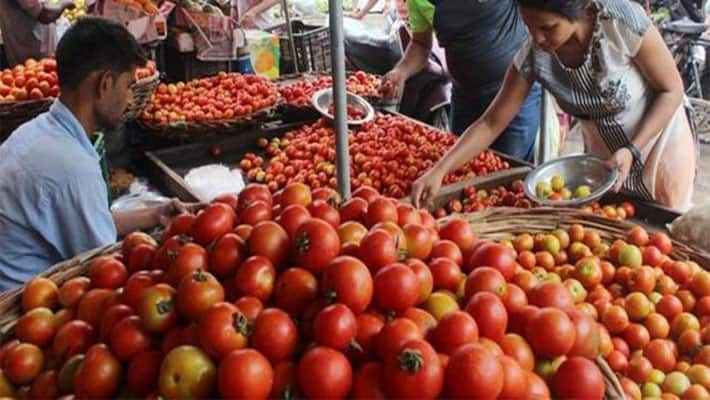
[
  {"x1": 239, "y1": 115, "x2": 510, "y2": 197},
  {"x1": 0, "y1": 58, "x2": 59, "y2": 102},
  {"x1": 141, "y1": 72, "x2": 278, "y2": 125},
  {"x1": 278, "y1": 71, "x2": 381, "y2": 107},
  {"x1": 435, "y1": 179, "x2": 637, "y2": 221},
  {"x1": 134, "y1": 61, "x2": 157, "y2": 81}
]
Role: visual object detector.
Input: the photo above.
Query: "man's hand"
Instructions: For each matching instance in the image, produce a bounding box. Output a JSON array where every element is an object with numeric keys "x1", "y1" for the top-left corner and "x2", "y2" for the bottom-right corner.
[
  {"x1": 156, "y1": 198, "x2": 204, "y2": 226},
  {"x1": 240, "y1": 10, "x2": 257, "y2": 29},
  {"x1": 381, "y1": 68, "x2": 406, "y2": 99},
  {"x1": 345, "y1": 10, "x2": 365, "y2": 19},
  {"x1": 606, "y1": 148, "x2": 634, "y2": 193}
]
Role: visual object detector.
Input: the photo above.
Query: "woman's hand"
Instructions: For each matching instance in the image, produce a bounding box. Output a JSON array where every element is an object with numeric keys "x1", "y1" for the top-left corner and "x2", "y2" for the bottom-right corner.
[
  {"x1": 411, "y1": 167, "x2": 446, "y2": 209},
  {"x1": 381, "y1": 68, "x2": 406, "y2": 99},
  {"x1": 606, "y1": 148, "x2": 633, "y2": 192}
]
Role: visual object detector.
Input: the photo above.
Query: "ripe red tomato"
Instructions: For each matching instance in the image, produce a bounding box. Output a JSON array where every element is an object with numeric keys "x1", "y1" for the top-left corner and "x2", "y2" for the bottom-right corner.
[
  {"x1": 15, "y1": 307, "x2": 56, "y2": 347},
  {"x1": 270, "y1": 361, "x2": 298, "y2": 400},
  {"x1": 138, "y1": 284, "x2": 178, "y2": 335},
  {"x1": 445, "y1": 344, "x2": 503, "y2": 399},
  {"x1": 126, "y1": 243, "x2": 157, "y2": 273},
  {"x1": 234, "y1": 296, "x2": 264, "y2": 322},
  {"x1": 29, "y1": 369, "x2": 60, "y2": 399},
  {"x1": 403, "y1": 223, "x2": 434, "y2": 260},
  {"x1": 234, "y1": 255, "x2": 276, "y2": 301},
  {"x1": 273, "y1": 267, "x2": 319, "y2": 315},
  {"x1": 429, "y1": 239, "x2": 464, "y2": 266},
  {"x1": 58, "y1": 276, "x2": 90, "y2": 309},
  {"x1": 122, "y1": 231, "x2": 158, "y2": 260},
  {"x1": 239, "y1": 183, "x2": 273, "y2": 210},
  {"x1": 499, "y1": 355, "x2": 528, "y2": 399},
  {"x1": 378, "y1": 318, "x2": 423, "y2": 361},
  {"x1": 339, "y1": 197, "x2": 369, "y2": 223},
  {"x1": 87, "y1": 256, "x2": 128, "y2": 289},
  {"x1": 500, "y1": 333, "x2": 535, "y2": 371},
  {"x1": 250, "y1": 308, "x2": 299, "y2": 363},
  {"x1": 127, "y1": 351, "x2": 163, "y2": 396},
  {"x1": 439, "y1": 219, "x2": 477, "y2": 260},
  {"x1": 122, "y1": 271, "x2": 160, "y2": 310},
  {"x1": 529, "y1": 282, "x2": 575, "y2": 309},
  {"x1": 77, "y1": 288, "x2": 119, "y2": 328},
  {"x1": 359, "y1": 229, "x2": 398, "y2": 273},
  {"x1": 644, "y1": 339, "x2": 677, "y2": 372},
  {"x1": 567, "y1": 309, "x2": 601, "y2": 359},
  {"x1": 351, "y1": 362, "x2": 386, "y2": 399},
  {"x1": 249, "y1": 221, "x2": 291, "y2": 268},
  {"x1": 350, "y1": 313, "x2": 385, "y2": 363},
  {"x1": 352, "y1": 185, "x2": 380, "y2": 204},
  {"x1": 526, "y1": 307, "x2": 576, "y2": 358},
  {"x1": 240, "y1": 200, "x2": 273, "y2": 226},
  {"x1": 52, "y1": 320, "x2": 95, "y2": 362},
  {"x1": 464, "y1": 266, "x2": 507, "y2": 302},
  {"x1": 209, "y1": 233, "x2": 246, "y2": 279},
  {"x1": 191, "y1": 203, "x2": 235, "y2": 245},
  {"x1": 161, "y1": 213, "x2": 196, "y2": 242},
  {"x1": 73, "y1": 344, "x2": 122, "y2": 398},
  {"x1": 373, "y1": 263, "x2": 420, "y2": 313},
  {"x1": 551, "y1": 357, "x2": 605, "y2": 400},
  {"x1": 293, "y1": 218, "x2": 341, "y2": 273},
  {"x1": 99, "y1": 303, "x2": 135, "y2": 343},
  {"x1": 465, "y1": 292, "x2": 508, "y2": 342},
  {"x1": 199, "y1": 302, "x2": 249, "y2": 359},
  {"x1": 314, "y1": 303, "x2": 357, "y2": 350},
  {"x1": 428, "y1": 311, "x2": 479, "y2": 355},
  {"x1": 428, "y1": 257, "x2": 463, "y2": 293},
  {"x1": 164, "y1": 241, "x2": 209, "y2": 287},
  {"x1": 298, "y1": 347, "x2": 352, "y2": 399},
  {"x1": 468, "y1": 242, "x2": 516, "y2": 279},
  {"x1": 322, "y1": 256, "x2": 373, "y2": 314},
  {"x1": 110, "y1": 315, "x2": 152, "y2": 361},
  {"x1": 309, "y1": 199, "x2": 341, "y2": 228},
  {"x1": 2, "y1": 343, "x2": 44, "y2": 385},
  {"x1": 280, "y1": 182, "x2": 312, "y2": 207},
  {"x1": 177, "y1": 269, "x2": 225, "y2": 322},
  {"x1": 365, "y1": 197, "x2": 398, "y2": 227},
  {"x1": 218, "y1": 349, "x2": 274, "y2": 399},
  {"x1": 276, "y1": 204, "x2": 311, "y2": 238},
  {"x1": 383, "y1": 339, "x2": 444, "y2": 399}
]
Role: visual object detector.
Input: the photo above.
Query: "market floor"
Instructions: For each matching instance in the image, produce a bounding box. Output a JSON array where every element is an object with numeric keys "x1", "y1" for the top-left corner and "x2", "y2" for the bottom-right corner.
[{"x1": 562, "y1": 130, "x2": 710, "y2": 207}]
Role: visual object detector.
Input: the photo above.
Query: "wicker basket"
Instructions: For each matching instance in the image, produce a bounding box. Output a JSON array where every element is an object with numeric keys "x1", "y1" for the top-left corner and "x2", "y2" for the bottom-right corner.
[
  {"x1": 139, "y1": 104, "x2": 276, "y2": 142},
  {"x1": 0, "y1": 243, "x2": 121, "y2": 341},
  {"x1": 124, "y1": 71, "x2": 160, "y2": 121},
  {"x1": 440, "y1": 207, "x2": 710, "y2": 267},
  {"x1": 0, "y1": 98, "x2": 53, "y2": 141},
  {"x1": 690, "y1": 97, "x2": 710, "y2": 143}
]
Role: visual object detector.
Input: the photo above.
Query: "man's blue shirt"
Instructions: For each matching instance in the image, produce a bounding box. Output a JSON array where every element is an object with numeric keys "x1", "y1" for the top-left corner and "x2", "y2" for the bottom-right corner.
[{"x1": 0, "y1": 100, "x2": 116, "y2": 291}]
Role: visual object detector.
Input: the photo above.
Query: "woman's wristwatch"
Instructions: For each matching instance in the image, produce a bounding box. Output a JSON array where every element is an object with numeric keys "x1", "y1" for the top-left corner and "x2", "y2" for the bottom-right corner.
[{"x1": 624, "y1": 143, "x2": 642, "y2": 163}]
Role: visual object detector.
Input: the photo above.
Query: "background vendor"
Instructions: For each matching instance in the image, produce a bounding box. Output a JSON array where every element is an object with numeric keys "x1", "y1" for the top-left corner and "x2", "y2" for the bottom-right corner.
[
  {"x1": 0, "y1": 0, "x2": 75, "y2": 67},
  {"x1": 382, "y1": 0, "x2": 542, "y2": 163},
  {"x1": 232, "y1": 0, "x2": 281, "y2": 29},
  {"x1": 412, "y1": 0, "x2": 696, "y2": 212}
]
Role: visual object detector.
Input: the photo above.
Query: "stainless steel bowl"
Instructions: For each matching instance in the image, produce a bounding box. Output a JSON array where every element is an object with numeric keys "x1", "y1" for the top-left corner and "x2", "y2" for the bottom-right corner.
[
  {"x1": 523, "y1": 155, "x2": 619, "y2": 207},
  {"x1": 311, "y1": 88, "x2": 375, "y2": 126}
]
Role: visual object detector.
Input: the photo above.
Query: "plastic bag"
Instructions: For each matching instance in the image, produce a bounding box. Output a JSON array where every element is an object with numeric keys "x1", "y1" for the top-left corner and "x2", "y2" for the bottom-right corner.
[
  {"x1": 184, "y1": 164, "x2": 245, "y2": 203},
  {"x1": 110, "y1": 178, "x2": 170, "y2": 212},
  {"x1": 669, "y1": 203, "x2": 710, "y2": 253},
  {"x1": 534, "y1": 90, "x2": 562, "y2": 164}
]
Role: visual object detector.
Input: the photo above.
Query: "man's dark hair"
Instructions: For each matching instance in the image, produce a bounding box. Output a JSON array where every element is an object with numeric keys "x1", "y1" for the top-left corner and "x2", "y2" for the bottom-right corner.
[
  {"x1": 516, "y1": 0, "x2": 593, "y2": 20},
  {"x1": 56, "y1": 17, "x2": 147, "y2": 90}
]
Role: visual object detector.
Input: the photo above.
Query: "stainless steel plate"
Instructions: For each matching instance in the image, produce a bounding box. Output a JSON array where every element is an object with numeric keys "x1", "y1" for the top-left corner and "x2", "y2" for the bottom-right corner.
[{"x1": 311, "y1": 88, "x2": 375, "y2": 126}]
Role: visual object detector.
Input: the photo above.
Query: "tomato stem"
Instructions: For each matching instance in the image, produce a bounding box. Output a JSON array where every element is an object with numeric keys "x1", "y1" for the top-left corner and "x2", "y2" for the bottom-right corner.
[
  {"x1": 398, "y1": 348, "x2": 423, "y2": 373},
  {"x1": 348, "y1": 339, "x2": 363, "y2": 353},
  {"x1": 157, "y1": 299, "x2": 173, "y2": 315},
  {"x1": 295, "y1": 234, "x2": 310, "y2": 254},
  {"x1": 325, "y1": 290, "x2": 337, "y2": 304},
  {"x1": 233, "y1": 312, "x2": 253, "y2": 336}
]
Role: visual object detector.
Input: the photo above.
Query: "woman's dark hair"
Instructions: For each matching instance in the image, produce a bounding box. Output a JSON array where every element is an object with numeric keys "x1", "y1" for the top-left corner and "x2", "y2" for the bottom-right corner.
[
  {"x1": 516, "y1": 0, "x2": 593, "y2": 20},
  {"x1": 56, "y1": 17, "x2": 146, "y2": 90}
]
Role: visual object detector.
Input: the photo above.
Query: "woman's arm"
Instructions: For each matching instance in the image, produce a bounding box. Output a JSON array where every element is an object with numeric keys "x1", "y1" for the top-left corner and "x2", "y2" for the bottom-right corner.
[
  {"x1": 411, "y1": 66, "x2": 533, "y2": 207},
  {"x1": 631, "y1": 24, "x2": 685, "y2": 151}
]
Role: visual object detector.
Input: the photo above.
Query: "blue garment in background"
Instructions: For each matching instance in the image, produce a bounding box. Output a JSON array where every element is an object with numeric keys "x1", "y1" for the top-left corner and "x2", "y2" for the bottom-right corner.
[
  {"x1": 451, "y1": 83, "x2": 542, "y2": 163},
  {"x1": 0, "y1": 100, "x2": 117, "y2": 291}
]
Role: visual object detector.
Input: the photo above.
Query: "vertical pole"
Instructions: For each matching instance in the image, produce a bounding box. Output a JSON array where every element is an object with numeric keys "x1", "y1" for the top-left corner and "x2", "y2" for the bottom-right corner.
[
  {"x1": 281, "y1": 0, "x2": 299, "y2": 73},
  {"x1": 329, "y1": 0, "x2": 351, "y2": 199},
  {"x1": 537, "y1": 89, "x2": 549, "y2": 165}
]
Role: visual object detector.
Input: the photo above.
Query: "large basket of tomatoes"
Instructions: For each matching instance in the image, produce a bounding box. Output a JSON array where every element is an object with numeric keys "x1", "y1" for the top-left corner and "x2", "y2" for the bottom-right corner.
[
  {"x1": 0, "y1": 58, "x2": 59, "y2": 141},
  {"x1": 139, "y1": 72, "x2": 279, "y2": 141},
  {"x1": 123, "y1": 61, "x2": 160, "y2": 121}
]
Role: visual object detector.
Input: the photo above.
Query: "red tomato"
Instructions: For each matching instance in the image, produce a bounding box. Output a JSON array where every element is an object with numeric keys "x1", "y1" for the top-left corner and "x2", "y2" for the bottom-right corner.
[
  {"x1": 428, "y1": 311, "x2": 479, "y2": 355},
  {"x1": 350, "y1": 313, "x2": 385, "y2": 363},
  {"x1": 373, "y1": 263, "x2": 420, "y2": 313},
  {"x1": 15, "y1": 307, "x2": 56, "y2": 347},
  {"x1": 500, "y1": 333, "x2": 535, "y2": 371},
  {"x1": 88, "y1": 256, "x2": 128, "y2": 289},
  {"x1": 29, "y1": 369, "x2": 60, "y2": 400},
  {"x1": 551, "y1": 357, "x2": 605, "y2": 400},
  {"x1": 273, "y1": 267, "x2": 319, "y2": 315},
  {"x1": 280, "y1": 182, "x2": 312, "y2": 207},
  {"x1": 73, "y1": 344, "x2": 122, "y2": 398},
  {"x1": 408, "y1": 259, "x2": 434, "y2": 305},
  {"x1": 529, "y1": 282, "x2": 575, "y2": 309},
  {"x1": 127, "y1": 351, "x2": 163, "y2": 396},
  {"x1": 239, "y1": 200, "x2": 273, "y2": 226},
  {"x1": 218, "y1": 349, "x2": 274, "y2": 399},
  {"x1": 239, "y1": 184, "x2": 273, "y2": 210},
  {"x1": 439, "y1": 218, "x2": 477, "y2": 261},
  {"x1": 429, "y1": 240, "x2": 464, "y2": 266},
  {"x1": 351, "y1": 362, "x2": 386, "y2": 399},
  {"x1": 177, "y1": 269, "x2": 225, "y2": 322},
  {"x1": 2, "y1": 343, "x2": 43, "y2": 385},
  {"x1": 526, "y1": 307, "x2": 576, "y2": 358},
  {"x1": 499, "y1": 355, "x2": 528, "y2": 399},
  {"x1": 250, "y1": 308, "x2": 299, "y2": 363},
  {"x1": 365, "y1": 197, "x2": 398, "y2": 227},
  {"x1": 503, "y1": 284, "x2": 528, "y2": 313},
  {"x1": 77, "y1": 288, "x2": 119, "y2": 328},
  {"x1": 276, "y1": 204, "x2": 311, "y2": 238},
  {"x1": 322, "y1": 256, "x2": 373, "y2": 314},
  {"x1": 209, "y1": 233, "x2": 246, "y2": 279},
  {"x1": 465, "y1": 292, "x2": 508, "y2": 342},
  {"x1": 467, "y1": 242, "x2": 516, "y2": 279},
  {"x1": 234, "y1": 255, "x2": 276, "y2": 301},
  {"x1": 309, "y1": 199, "x2": 341, "y2": 228},
  {"x1": 110, "y1": 315, "x2": 152, "y2": 361},
  {"x1": 567, "y1": 309, "x2": 601, "y2": 359},
  {"x1": 249, "y1": 221, "x2": 290, "y2": 268},
  {"x1": 445, "y1": 344, "x2": 504, "y2": 399},
  {"x1": 191, "y1": 203, "x2": 235, "y2": 245},
  {"x1": 22, "y1": 277, "x2": 59, "y2": 311},
  {"x1": 293, "y1": 218, "x2": 341, "y2": 273},
  {"x1": 122, "y1": 271, "x2": 160, "y2": 310},
  {"x1": 234, "y1": 296, "x2": 264, "y2": 322},
  {"x1": 126, "y1": 243, "x2": 157, "y2": 273},
  {"x1": 525, "y1": 370, "x2": 551, "y2": 399},
  {"x1": 377, "y1": 318, "x2": 423, "y2": 361},
  {"x1": 199, "y1": 302, "x2": 249, "y2": 359},
  {"x1": 314, "y1": 304, "x2": 357, "y2": 350},
  {"x1": 58, "y1": 276, "x2": 91, "y2": 309},
  {"x1": 138, "y1": 284, "x2": 178, "y2": 335},
  {"x1": 359, "y1": 229, "x2": 398, "y2": 273},
  {"x1": 164, "y1": 242, "x2": 209, "y2": 287},
  {"x1": 52, "y1": 320, "x2": 96, "y2": 361},
  {"x1": 99, "y1": 304, "x2": 135, "y2": 343},
  {"x1": 122, "y1": 232, "x2": 158, "y2": 261},
  {"x1": 383, "y1": 339, "x2": 444, "y2": 399},
  {"x1": 465, "y1": 266, "x2": 507, "y2": 302},
  {"x1": 298, "y1": 347, "x2": 352, "y2": 399},
  {"x1": 162, "y1": 213, "x2": 196, "y2": 243},
  {"x1": 352, "y1": 185, "x2": 380, "y2": 204},
  {"x1": 429, "y1": 257, "x2": 463, "y2": 293},
  {"x1": 339, "y1": 197, "x2": 369, "y2": 223},
  {"x1": 270, "y1": 361, "x2": 298, "y2": 400},
  {"x1": 403, "y1": 223, "x2": 434, "y2": 260}
]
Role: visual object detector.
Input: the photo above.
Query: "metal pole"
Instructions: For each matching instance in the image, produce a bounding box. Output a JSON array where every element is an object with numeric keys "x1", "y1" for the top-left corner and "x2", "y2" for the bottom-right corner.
[
  {"x1": 329, "y1": 0, "x2": 351, "y2": 199},
  {"x1": 537, "y1": 89, "x2": 549, "y2": 165},
  {"x1": 281, "y1": 0, "x2": 299, "y2": 74}
]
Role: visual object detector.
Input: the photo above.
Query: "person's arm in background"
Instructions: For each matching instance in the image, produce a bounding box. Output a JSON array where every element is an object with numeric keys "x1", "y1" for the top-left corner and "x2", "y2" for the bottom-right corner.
[
  {"x1": 410, "y1": 66, "x2": 533, "y2": 207},
  {"x1": 380, "y1": 0, "x2": 433, "y2": 99},
  {"x1": 240, "y1": 0, "x2": 280, "y2": 28},
  {"x1": 113, "y1": 199, "x2": 202, "y2": 236},
  {"x1": 346, "y1": 0, "x2": 379, "y2": 19},
  {"x1": 16, "y1": 0, "x2": 76, "y2": 23}
]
